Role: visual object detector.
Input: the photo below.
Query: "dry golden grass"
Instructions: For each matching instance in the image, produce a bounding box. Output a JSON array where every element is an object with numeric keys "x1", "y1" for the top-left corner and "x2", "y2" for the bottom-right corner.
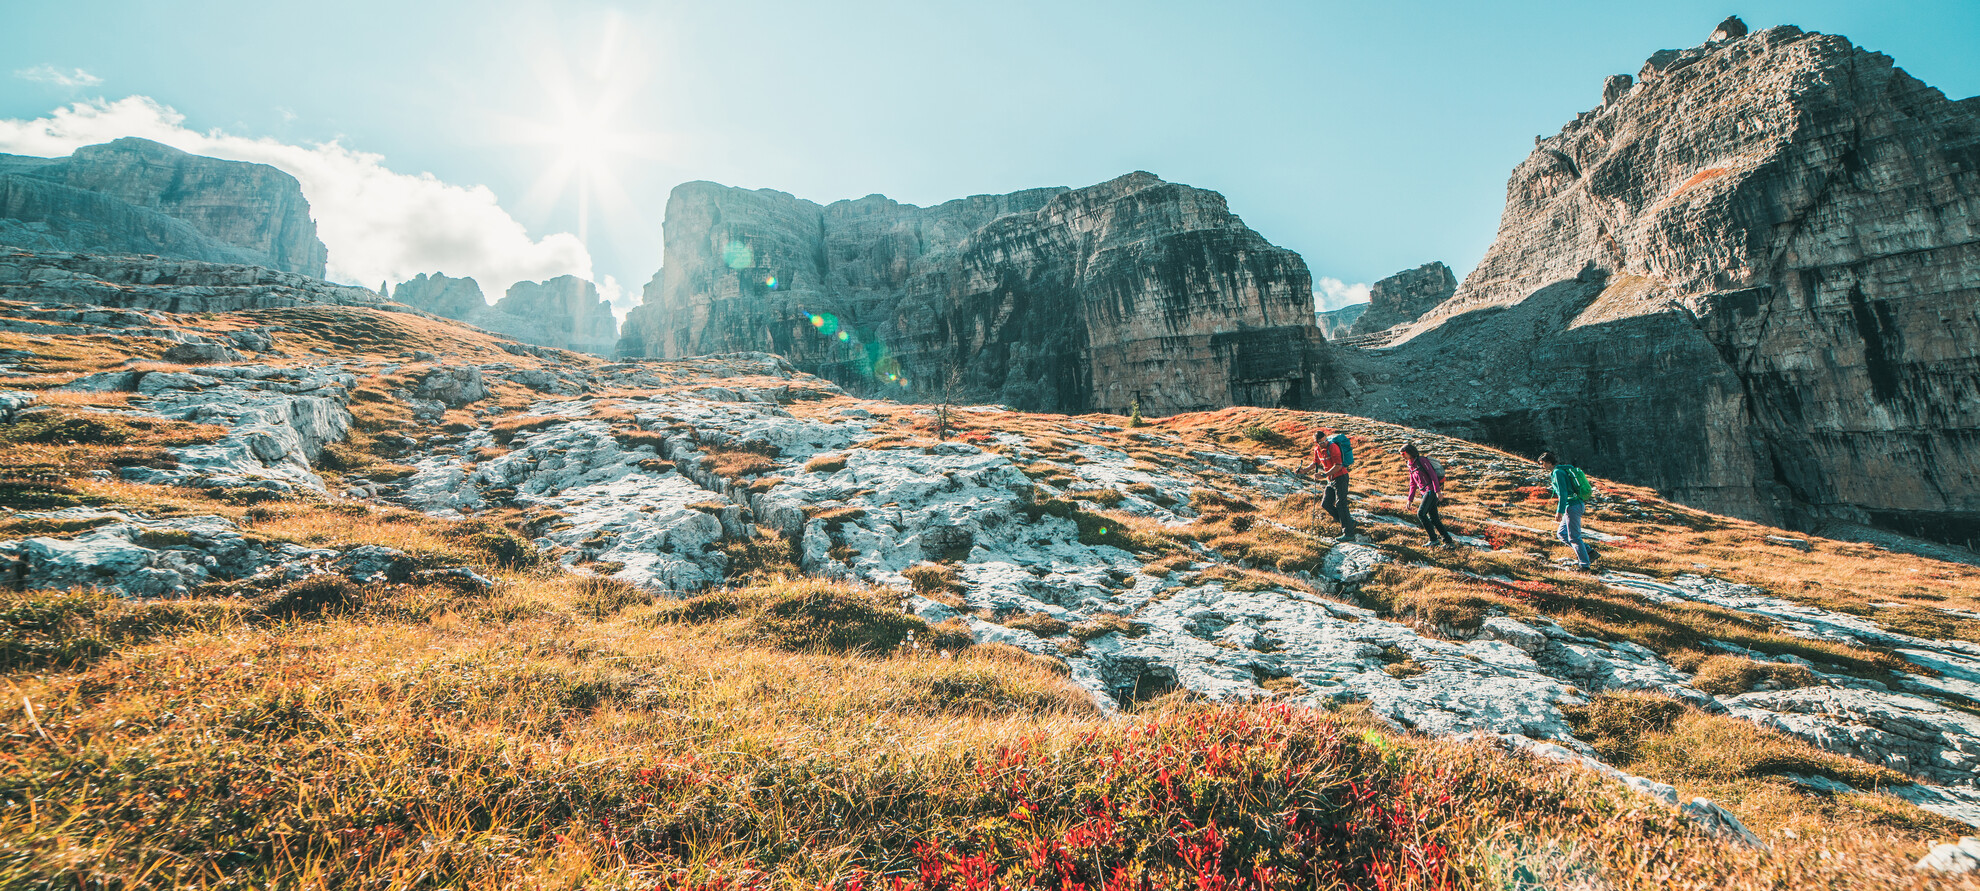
[
  {"x1": 700, "y1": 442, "x2": 780, "y2": 478},
  {"x1": 1564, "y1": 692, "x2": 1964, "y2": 847},
  {"x1": 6, "y1": 314, "x2": 1980, "y2": 887},
  {"x1": 1691, "y1": 654, "x2": 1820, "y2": 696}
]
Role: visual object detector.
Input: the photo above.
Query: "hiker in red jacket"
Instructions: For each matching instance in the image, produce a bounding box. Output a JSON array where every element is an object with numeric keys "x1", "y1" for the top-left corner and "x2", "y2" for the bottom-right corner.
[
  {"x1": 1302, "y1": 428, "x2": 1362, "y2": 542},
  {"x1": 1400, "y1": 442, "x2": 1457, "y2": 548}
]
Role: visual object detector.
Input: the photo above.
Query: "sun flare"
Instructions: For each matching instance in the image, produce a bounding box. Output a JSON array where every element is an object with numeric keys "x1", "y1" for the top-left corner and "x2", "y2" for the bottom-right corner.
[{"x1": 494, "y1": 11, "x2": 660, "y2": 246}]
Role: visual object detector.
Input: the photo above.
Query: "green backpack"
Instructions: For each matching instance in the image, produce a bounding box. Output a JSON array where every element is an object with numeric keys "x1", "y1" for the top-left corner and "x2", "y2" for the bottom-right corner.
[{"x1": 1567, "y1": 466, "x2": 1593, "y2": 502}]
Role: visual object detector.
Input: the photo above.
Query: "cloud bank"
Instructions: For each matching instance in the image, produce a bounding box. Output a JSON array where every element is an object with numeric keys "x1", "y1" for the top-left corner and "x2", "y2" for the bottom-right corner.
[
  {"x1": 1314, "y1": 276, "x2": 1371, "y2": 311},
  {"x1": 0, "y1": 96, "x2": 591, "y2": 300},
  {"x1": 15, "y1": 66, "x2": 103, "y2": 88}
]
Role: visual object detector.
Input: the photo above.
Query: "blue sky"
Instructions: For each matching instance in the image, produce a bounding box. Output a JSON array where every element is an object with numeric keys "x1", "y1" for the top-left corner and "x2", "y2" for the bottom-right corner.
[{"x1": 2, "y1": 0, "x2": 1976, "y2": 309}]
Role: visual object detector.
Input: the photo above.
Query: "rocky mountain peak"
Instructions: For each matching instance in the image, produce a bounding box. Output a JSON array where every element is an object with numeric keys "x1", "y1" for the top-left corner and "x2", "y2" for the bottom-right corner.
[
  {"x1": 1710, "y1": 15, "x2": 1750, "y2": 42},
  {"x1": 1325, "y1": 20, "x2": 1980, "y2": 549},
  {"x1": 620, "y1": 173, "x2": 1329, "y2": 416},
  {"x1": 392, "y1": 272, "x2": 487, "y2": 319},
  {"x1": 1345, "y1": 262, "x2": 1457, "y2": 337},
  {"x1": 10, "y1": 137, "x2": 329, "y2": 277}
]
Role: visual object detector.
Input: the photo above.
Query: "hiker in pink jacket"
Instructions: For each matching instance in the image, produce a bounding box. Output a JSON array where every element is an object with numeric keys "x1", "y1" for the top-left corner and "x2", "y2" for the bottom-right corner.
[{"x1": 1400, "y1": 442, "x2": 1457, "y2": 548}]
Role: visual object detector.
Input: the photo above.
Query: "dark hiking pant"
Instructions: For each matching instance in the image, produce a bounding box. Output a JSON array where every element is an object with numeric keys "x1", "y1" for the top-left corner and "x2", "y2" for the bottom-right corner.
[
  {"x1": 1322, "y1": 474, "x2": 1357, "y2": 539},
  {"x1": 1418, "y1": 491, "x2": 1455, "y2": 544}
]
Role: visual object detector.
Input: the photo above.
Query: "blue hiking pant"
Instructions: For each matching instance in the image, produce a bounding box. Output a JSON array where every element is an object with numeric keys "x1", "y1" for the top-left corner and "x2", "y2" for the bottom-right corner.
[{"x1": 1557, "y1": 500, "x2": 1592, "y2": 567}]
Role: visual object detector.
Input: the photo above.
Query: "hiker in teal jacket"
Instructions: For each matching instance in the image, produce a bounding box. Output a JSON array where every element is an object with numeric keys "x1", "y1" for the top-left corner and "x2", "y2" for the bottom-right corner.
[{"x1": 1538, "y1": 451, "x2": 1593, "y2": 570}]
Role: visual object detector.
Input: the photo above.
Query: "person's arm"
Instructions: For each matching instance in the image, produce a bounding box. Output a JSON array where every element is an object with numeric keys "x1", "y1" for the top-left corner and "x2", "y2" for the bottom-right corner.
[
  {"x1": 1551, "y1": 466, "x2": 1571, "y2": 514},
  {"x1": 1406, "y1": 460, "x2": 1421, "y2": 503}
]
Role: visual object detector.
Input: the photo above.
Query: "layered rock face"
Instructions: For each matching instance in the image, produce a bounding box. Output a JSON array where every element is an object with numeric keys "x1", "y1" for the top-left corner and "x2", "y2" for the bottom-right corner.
[
  {"x1": 1344, "y1": 262, "x2": 1456, "y2": 336},
  {"x1": 0, "y1": 249, "x2": 385, "y2": 313},
  {"x1": 394, "y1": 272, "x2": 619, "y2": 357},
  {"x1": 0, "y1": 138, "x2": 327, "y2": 276},
  {"x1": 1338, "y1": 21, "x2": 1980, "y2": 546},
  {"x1": 619, "y1": 172, "x2": 1335, "y2": 415}
]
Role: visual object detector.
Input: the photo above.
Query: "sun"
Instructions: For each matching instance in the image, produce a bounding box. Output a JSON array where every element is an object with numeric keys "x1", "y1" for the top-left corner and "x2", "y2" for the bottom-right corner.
[
  {"x1": 547, "y1": 104, "x2": 631, "y2": 175},
  {"x1": 494, "y1": 11, "x2": 660, "y2": 246}
]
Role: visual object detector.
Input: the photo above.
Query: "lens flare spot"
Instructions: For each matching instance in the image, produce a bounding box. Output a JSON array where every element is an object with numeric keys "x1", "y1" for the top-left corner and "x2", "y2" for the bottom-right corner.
[
  {"x1": 810, "y1": 314, "x2": 825, "y2": 328},
  {"x1": 836, "y1": 330, "x2": 850, "y2": 342},
  {"x1": 722, "y1": 241, "x2": 755, "y2": 269},
  {"x1": 766, "y1": 275, "x2": 778, "y2": 290}
]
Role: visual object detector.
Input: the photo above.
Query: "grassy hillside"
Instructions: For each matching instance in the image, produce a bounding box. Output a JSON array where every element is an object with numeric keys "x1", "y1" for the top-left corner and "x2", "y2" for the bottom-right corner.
[{"x1": 1, "y1": 301, "x2": 1977, "y2": 889}]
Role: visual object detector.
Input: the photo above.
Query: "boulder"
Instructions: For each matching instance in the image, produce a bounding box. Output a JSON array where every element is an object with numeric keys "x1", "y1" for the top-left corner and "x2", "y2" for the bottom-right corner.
[
  {"x1": 1710, "y1": 15, "x2": 1749, "y2": 42},
  {"x1": 162, "y1": 342, "x2": 245, "y2": 364},
  {"x1": 333, "y1": 546, "x2": 414, "y2": 585},
  {"x1": 1601, "y1": 74, "x2": 1633, "y2": 105},
  {"x1": 0, "y1": 390, "x2": 34, "y2": 423},
  {"x1": 1916, "y1": 837, "x2": 1980, "y2": 875},
  {"x1": 1321, "y1": 542, "x2": 1387, "y2": 587},
  {"x1": 414, "y1": 365, "x2": 489, "y2": 407}
]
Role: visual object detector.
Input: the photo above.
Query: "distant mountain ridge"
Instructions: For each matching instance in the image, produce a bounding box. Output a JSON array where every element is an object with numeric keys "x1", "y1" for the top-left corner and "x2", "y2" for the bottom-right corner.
[{"x1": 392, "y1": 272, "x2": 620, "y2": 357}]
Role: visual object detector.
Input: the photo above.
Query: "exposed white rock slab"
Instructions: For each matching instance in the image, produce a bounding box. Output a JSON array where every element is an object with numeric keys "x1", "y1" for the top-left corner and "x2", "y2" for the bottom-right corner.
[
  {"x1": 69, "y1": 365, "x2": 359, "y2": 493},
  {"x1": 1915, "y1": 836, "x2": 1980, "y2": 875},
  {"x1": 0, "y1": 508, "x2": 329, "y2": 597}
]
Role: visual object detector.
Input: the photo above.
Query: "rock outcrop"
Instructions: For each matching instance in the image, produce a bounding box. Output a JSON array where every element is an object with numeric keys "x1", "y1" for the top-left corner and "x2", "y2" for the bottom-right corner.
[
  {"x1": 0, "y1": 138, "x2": 327, "y2": 276},
  {"x1": 494, "y1": 276, "x2": 619, "y2": 356},
  {"x1": 391, "y1": 272, "x2": 487, "y2": 320},
  {"x1": 1344, "y1": 262, "x2": 1456, "y2": 336},
  {"x1": 1330, "y1": 21, "x2": 1980, "y2": 547},
  {"x1": 1315, "y1": 304, "x2": 1367, "y2": 339},
  {"x1": 618, "y1": 172, "x2": 1336, "y2": 416},
  {"x1": 0, "y1": 248, "x2": 385, "y2": 313},
  {"x1": 393, "y1": 272, "x2": 619, "y2": 357}
]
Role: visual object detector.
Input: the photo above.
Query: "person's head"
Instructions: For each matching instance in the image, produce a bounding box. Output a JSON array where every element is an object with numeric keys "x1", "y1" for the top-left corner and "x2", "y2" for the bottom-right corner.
[
  {"x1": 1314, "y1": 428, "x2": 1331, "y2": 442},
  {"x1": 1538, "y1": 451, "x2": 1558, "y2": 468},
  {"x1": 1399, "y1": 442, "x2": 1419, "y2": 458}
]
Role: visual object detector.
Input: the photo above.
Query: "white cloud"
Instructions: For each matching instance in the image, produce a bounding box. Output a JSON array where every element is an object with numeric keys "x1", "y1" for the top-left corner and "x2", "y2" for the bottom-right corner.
[
  {"x1": 14, "y1": 65, "x2": 103, "y2": 88},
  {"x1": 595, "y1": 274, "x2": 635, "y2": 322},
  {"x1": 0, "y1": 96, "x2": 591, "y2": 300},
  {"x1": 1314, "y1": 276, "x2": 1371, "y2": 311}
]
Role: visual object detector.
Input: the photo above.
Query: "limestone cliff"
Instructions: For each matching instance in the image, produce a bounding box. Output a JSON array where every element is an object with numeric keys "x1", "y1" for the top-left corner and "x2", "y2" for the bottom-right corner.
[
  {"x1": 1344, "y1": 262, "x2": 1456, "y2": 336},
  {"x1": 1335, "y1": 20, "x2": 1980, "y2": 547},
  {"x1": 394, "y1": 271, "x2": 619, "y2": 357},
  {"x1": 1315, "y1": 304, "x2": 1367, "y2": 339},
  {"x1": 620, "y1": 172, "x2": 1335, "y2": 415},
  {"x1": 392, "y1": 272, "x2": 489, "y2": 320},
  {"x1": 0, "y1": 175, "x2": 266, "y2": 267},
  {"x1": 0, "y1": 138, "x2": 327, "y2": 276},
  {"x1": 493, "y1": 276, "x2": 619, "y2": 357}
]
